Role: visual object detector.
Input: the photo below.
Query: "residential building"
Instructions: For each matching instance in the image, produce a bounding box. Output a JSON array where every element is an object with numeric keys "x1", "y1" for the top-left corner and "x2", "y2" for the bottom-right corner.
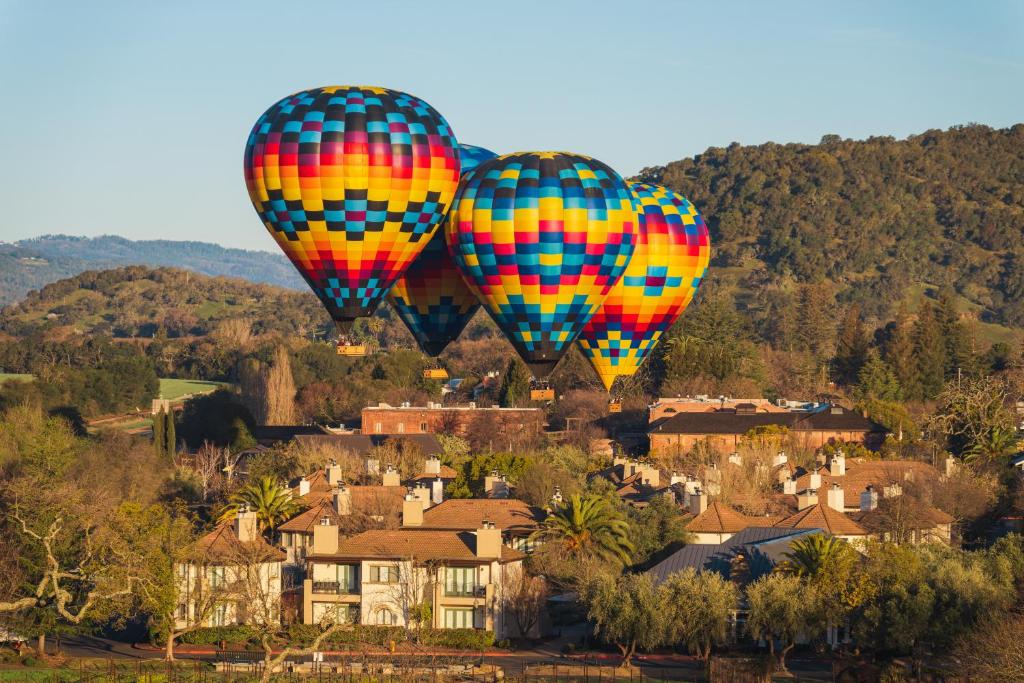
[
  {"x1": 404, "y1": 498, "x2": 547, "y2": 551},
  {"x1": 174, "y1": 508, "x2": 285, "y2": 630},
  {"x1": 649, "y1": 404, "x2": 886, "y2": 454},
  {"x1": 361, "y1": 402, "x2": 544, "y2": 438},
  {"x1": 301, "y1": 517, "x2": 529, "y2": 638}
]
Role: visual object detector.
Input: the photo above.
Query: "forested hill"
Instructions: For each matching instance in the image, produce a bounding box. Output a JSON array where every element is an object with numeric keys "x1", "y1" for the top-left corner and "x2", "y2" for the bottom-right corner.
[
  {"x1": 0, "y1": 266, "x2": 327, "y2": 339},
  {"x1": 638, "y1": 123, "x2": 1024, "y2": 328},
  {"x1": 0, "y1": 235, "x2": 303, "y2": 305}
]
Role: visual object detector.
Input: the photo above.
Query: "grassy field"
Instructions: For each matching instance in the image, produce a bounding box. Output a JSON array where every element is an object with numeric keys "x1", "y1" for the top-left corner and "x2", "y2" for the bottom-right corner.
[
  {"x1": 0, "y1": 373, "x2": 33, "y2": 384},
  {"x1": 158, "y1": 378, "x2": 223, "y2": 401}
]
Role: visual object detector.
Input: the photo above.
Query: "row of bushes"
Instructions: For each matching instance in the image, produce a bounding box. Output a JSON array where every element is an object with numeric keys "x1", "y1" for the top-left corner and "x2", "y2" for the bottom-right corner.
[{"x1": 178, "y1": 625, "x2": 495, "y2": 650}]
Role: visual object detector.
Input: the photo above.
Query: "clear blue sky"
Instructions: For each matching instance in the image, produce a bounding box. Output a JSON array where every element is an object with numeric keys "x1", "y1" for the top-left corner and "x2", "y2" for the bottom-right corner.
[{"x1": 1, "y1": 0, "x2": 1021, "y2": 250}]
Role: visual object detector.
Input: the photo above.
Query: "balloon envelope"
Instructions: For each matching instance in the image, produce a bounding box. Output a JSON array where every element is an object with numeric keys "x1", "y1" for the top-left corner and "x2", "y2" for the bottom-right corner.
[
  {"x1": 243, "y1": 86, "x2": 461, "y2": 332},
  {"x1": 446, "y1": 152, "x2": 638, "y2": 377},
  {"x1": 387, "y1": 143, "x2": 498, "y2": 355},
  {"x1": 577, "y1": 182, "x2": 711, "y2": 390}
]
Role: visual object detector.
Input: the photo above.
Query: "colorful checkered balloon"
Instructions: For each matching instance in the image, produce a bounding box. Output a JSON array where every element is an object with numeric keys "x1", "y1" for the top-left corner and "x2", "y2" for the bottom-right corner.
[
  {"x1": 446, "y1": 152, "x2": 638, "y2": 377},
  {"x1": 243, "y1": 86, "x2": 461, "y2": 331},
  {"x1": 387, "y1": 144, "x2": 498, "y2": 355},
  {"x1": 577, "y1": 182, "x2": 711, "y2": 391}
]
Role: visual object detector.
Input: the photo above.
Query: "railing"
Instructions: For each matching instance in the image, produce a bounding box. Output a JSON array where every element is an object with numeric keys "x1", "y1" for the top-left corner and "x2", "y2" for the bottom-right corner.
[
  {"x1": 444, "y1": 584, "x2": 485, "y2": 597},
  {"x1": 312, "y1": 581, "x2": 359, "y2": 595}
]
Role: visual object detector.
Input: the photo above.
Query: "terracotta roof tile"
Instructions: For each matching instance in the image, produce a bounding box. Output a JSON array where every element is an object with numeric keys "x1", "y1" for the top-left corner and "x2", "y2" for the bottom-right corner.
[
  {"x1": 278, "y1": 501, "x2": 340, "y2": 533},
  {"x1": 687, "y1": 501, "x2": 755, "y2": 534},
  {"x1": 774, "y1": 503, "x2": 866, "y2": 536},
  {"x1": 310, "y1": 528, "x2": 525, "y2": 563},
  {"x1": 193, "y1": 524, "x2": 286, "y2": 563},
  {"x1": 418, "y1": 499, "x2": 545, "y2": 534}
]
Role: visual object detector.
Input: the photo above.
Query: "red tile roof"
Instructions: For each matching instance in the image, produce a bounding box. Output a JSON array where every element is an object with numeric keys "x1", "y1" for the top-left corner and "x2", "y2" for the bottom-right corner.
[
  {"x1": 193, "y1": 523, "x2": 286, "y2": 563},
  {"x1": 309, "y1": 528, "x2": 525, "y2": 563},
  {"x1": 687, "y1": 502, "x2": 756, "y2": 534},
  {"x1": 418, "y1": 499, "x2": 545, "y2": 534},
  {"x1": 774, "y1": 504, "x2": 866, "y2": 536}
]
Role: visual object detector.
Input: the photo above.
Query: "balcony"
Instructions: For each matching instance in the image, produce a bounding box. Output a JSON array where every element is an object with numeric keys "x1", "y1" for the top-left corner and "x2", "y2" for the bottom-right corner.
[
  {"x1": 311, "y1": 581, "x2": 359, "y2": 595},
  {"x1": 444, "y1": 585, "x2": 485, "y2": 598}
]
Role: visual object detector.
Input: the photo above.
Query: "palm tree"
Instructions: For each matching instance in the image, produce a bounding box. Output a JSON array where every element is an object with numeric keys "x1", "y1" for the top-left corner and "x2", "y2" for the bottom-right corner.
[
  {"x1": 219, "y1": 476, "x2": 299, "y2": 534},
  {"x1": 964, "y1": 426, "x2": 1018, "y2": 464},
  {"x1": 778, "y1": 533, "x2": 851, "y2": 578},
  {"x1": 531, "y1": 493, "x2": 634, "y2": 565}
]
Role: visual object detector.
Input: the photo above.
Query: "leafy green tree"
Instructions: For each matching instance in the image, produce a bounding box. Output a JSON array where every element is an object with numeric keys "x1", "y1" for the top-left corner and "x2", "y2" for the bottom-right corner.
[
  {"x1": 935, "y1": 287, "x2": 972, "y2": 379},
  {"x1": 531, "y1": 493, "x2": 634, "y2": 565},
  {"x1": 498, "y1": 357, "x2": 531, "y2": 408},
  {"x1": 745, "y1": 573, "x2": 825, "y2": 672},
  {"x1": 662, "y1": 568, "x2": 738, "y2": 660},
  {"x1": 832, "y1": 303, "x2": 870, "y2": 385},
  {"x1": 220, "y1": 476, "x2": 298, "y2": 534},
  {"x1": 177, "y1": 389, "x2": 255, "y2": 451},
  {"x1": 581, "y1": 571, "x2": 667, "y2": 666},
  {"x1": 627, "y1": 495, "x2": 692, "y2": 567}
]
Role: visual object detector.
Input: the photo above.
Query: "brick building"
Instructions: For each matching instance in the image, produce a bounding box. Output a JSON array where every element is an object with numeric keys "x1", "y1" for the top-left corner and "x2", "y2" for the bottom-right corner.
[{"x1": 361, "y1": 402, "x2": 544, "y2": 438}]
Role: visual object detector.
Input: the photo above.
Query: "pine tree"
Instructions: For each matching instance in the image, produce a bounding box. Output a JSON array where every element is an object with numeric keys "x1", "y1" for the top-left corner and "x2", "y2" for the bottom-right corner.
[
  {"x1": 854, "y1": 349, "x2": 901, "y2": 402},
  {"x1": 498, "y1": 357, "x2": 531, "y2": 407},
  {"x1": 832, "y1": 303, "x2": 869, "y2": 386},
  {"x1": 796, "y1": 283, "x2": 835, "y2": 362},
  {"x1": 884, "y1": 308, "x2": 921, "y2": 401},
  {"x1": 935, "y1": 287, "x2": 971, "y2": 379},
  {"x1": 914, "y1": 303, "x2": 947, "y2": 399}
]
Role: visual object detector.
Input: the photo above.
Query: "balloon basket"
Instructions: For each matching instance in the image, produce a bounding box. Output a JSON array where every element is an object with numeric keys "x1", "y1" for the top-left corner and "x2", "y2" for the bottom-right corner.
[
  {"x1": 423, "y1": 368, "x2": 449, "y2": 380},
  {"x1": 336, "y1": 344, "x2": 367, "y2": 356}
]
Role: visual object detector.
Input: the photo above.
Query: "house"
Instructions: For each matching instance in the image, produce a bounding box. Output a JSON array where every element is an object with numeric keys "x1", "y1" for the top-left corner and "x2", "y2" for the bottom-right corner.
[
  {"x1": 773, "y1": 503, "x2": 868, "y2": 542},
  {"x1": 588, "y1": 456, "x2": 670, "y2": 507},
  {"x1": 404, "y1": 498, "x2": 547, "y2": 551},
  {"x1": 293, "y1": 433, "x2": 444, "y2": 460},
  {"x1": 301, "y1": 516, "x2": 530, "y2": 638},
  {"x1": 361, "y1": 402, "x2": 544, "y2": 438},
  {"x1": 685, "y1": 495, "x2": 781, "y2": 544},
  {"x1": 1011, "y1": 453, "x2": 1024, "y2": 477},
  {"x1": 648, "y1": 397, "x2": 799, "y2": 423},
  {"x1": 649, "y1": 404, "x2": 886, "y2": 454},
  {"x1": 174, "y1": 508, "x2": 285, "y2": 630}
]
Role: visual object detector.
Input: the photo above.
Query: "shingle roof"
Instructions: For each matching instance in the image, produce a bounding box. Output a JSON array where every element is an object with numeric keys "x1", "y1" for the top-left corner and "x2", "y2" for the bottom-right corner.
[
  {"x1": 309, "y1": 528, "x2": 525, "y2": 563},
  {"x1": 687, "y1": 501, "x2": 756, "y2": 533},
  {"x1": 252, "y1": 425, "x2": 328, "y2": 445},
  {"x1": 648, "y1": 527, "x2": 819, "y2": 583},
  {"x1": 774, "y1": 503, "x2": 866, "y2": 536},
  {"x1": 649, "y1": 406, "x2": 883, "y2": 436},
  {"x1": 193, "y1": 524, "x2": 286, "y2": 564},
  {"x1": 417, "y1": 499, "x2": 546, "y2": 534}
]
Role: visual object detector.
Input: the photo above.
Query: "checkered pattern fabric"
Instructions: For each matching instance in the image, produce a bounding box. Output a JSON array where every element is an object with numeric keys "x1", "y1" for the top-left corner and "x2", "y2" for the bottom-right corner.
[
  {"x1": 387, "y1": 144, "x2": 497, "y2": 355},
  {"x1": 446, "y1": 152, "x2": 637, "y2": 376},
  {"x1": 243, "y1": 86, "x2": 461, "y2": 325},
  {"x1": 577, "y1": 182, "x2": 711, "y2": 391}
]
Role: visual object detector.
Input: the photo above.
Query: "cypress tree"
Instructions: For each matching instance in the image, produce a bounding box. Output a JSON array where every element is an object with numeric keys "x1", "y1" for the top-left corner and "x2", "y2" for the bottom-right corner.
[
  {"x1": 164, "y1": 408, "x2": 176, "y2": 458},
  {"x1": 153, "y1": 406, "x2": 166, "y2": 458}
]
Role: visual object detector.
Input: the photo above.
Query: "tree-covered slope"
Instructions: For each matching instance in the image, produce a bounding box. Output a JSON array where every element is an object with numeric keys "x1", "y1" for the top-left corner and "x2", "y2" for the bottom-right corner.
[{"x1": 637, "y1": 123, "x2": 1024, "y2": 326}]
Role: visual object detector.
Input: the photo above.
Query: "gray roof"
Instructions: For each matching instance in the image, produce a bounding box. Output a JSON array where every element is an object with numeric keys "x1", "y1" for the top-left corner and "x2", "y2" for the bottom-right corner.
[
  {"x1": 649, "y1": 406, "x2": 884, "y2": 436},
  {"x1": 647, "y1": 527, "x2": 822, "y2": 583},
  {"x1": 293, "y1": 433, "x2": 443, "y2": 458}
]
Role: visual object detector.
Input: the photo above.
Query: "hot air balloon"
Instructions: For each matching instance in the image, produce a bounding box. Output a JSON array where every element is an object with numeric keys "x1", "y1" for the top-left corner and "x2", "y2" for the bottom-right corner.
[
  {"x1": 577, "y1": 182, "x2": 711, "y2": 391},
  {"x1": 243, "y1": 86, "x2": 461, "y2": 352},
  {"x1": 446, "y1": 152, "x2": 638, "y2": 379},
  {"x1": 387, "y1": 144, "x2": 498, "y2": 358}
]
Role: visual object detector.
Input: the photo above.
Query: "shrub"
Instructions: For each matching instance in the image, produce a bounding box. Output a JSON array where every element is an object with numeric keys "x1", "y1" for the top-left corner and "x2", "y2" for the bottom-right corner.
[
  {"x1": 178, "y1": 626, "x2": 258, "y2": 646},
  {"x1": 21, "y1": 656, "x2": 40, "y2": 667},
  {"x1": 284, "y1": 625, "x2": 493, "y2": 650}
]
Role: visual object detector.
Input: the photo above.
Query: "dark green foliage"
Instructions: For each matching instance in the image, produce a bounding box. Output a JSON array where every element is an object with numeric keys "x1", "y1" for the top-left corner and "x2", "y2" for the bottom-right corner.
[
  {"x1": 177, "y1": 625, "x2": 258, "y2": 646},
  {"x1": 913, "y1": 304, "x2": 946, "y2": 400},
  {"x1": 284, "y1": 624, "x2": 495, "y2": 649},
  {"x1": 152, "y1": 407, "x2": 175, "y2": 459},
  {"x1": 498, "y1": 357, "x2": 531, "y2": 407},
  {"x1": 832, "y1": 304, "x2": 870, "y2": 385},
  {"x1": 177, "y1": 389, "x2": 255, "y2": 451}
]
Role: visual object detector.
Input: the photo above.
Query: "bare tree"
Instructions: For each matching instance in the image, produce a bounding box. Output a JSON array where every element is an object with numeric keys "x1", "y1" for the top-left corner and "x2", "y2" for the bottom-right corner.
[
  {"x1": 496, "y1": 563, "x2": 547, "y2": 639},
  {"x1": 953, "y1": 611, "x2": 1024, "y2": 683},
  {"x1": 264, "y1": 346, "x2": 296, "y2": 426},
  {"x1": 368, "y1": 557, "x2": 435, "y2": 641}
]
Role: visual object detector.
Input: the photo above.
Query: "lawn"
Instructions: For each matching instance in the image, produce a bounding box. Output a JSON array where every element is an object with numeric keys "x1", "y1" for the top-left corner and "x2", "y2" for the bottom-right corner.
[
  {"x1": 158, "y1": 378, "x2": 223, "y2": 401},
  {"x1": 0, "y1": 373, "x2": 33, "y2": 384}
]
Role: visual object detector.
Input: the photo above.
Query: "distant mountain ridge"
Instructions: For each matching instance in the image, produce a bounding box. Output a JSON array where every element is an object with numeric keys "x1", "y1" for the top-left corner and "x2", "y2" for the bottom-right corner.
[{"x1": 0, "y1": 234, "x2": 304, "y2": 305}]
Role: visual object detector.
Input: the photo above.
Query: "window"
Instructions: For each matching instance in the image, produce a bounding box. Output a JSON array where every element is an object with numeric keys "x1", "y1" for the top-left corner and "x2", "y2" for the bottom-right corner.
[
  {"x1": 338, "y1": 564, "x2": 358, "y2": 592},
  {"x1": 210, "y1": 566, "x2": 226, "y2": 589},
  {"x1": 374, "y1": 608, "x2": 395, "y2": 625},
  {"x1": 374, "y1": 422, "x2": 382, "y2": 434},
  {"x1": 397, "y1": 422, "x2": 405, "y2": 433},
  {"x1": 369, "y1": 565, "x2": 399, "y2": 583},
  {"x1": 211, "y1": 603, "x2": 229, "y2": 627},
  {"x1": 419, "y1": 422, "x2": 428, "y2": 432},
  {"x1": 445, "y1": 567, "x2": 476, "y2": 596},
  {"x1": 444, "y1": 607, "x2": 475, "y2": 629},
  {"x1": 176, "y1": 603, "x2": 187, "y2": 619}
]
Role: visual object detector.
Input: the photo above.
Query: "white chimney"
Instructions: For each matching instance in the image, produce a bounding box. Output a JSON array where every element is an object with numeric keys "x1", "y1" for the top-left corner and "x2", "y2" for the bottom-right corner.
[
  {"x1": 424, "y1": 456, "x2": 441, "y2": 475},
  {"x1": 826, "y1": 483, "x2": 845, "y2": 512},
  {"x1": 412, "y1": 483, "x2": 431, "y2": 510},
  {"x1": 689, "y1": 489, "x2": 708, "y2": 516},
  {"x1": 365, "y1": 457, "x2": 380, "y2": 476},
  {"x1": 829, "y1": 450, "x2": 846, "y2": 477},
  {"x1": 484, "y1": 470, "x2": 508, "y2": 498},
  {"x1": 613, "y1": 455, "x2": 628, "y2": 468},
  {"x1": 670, "y1": 472, "x2": 685, "y2": 486},
  {"x1": 860, "y1": 485, "x2": 879, "y2": 512},
  {"x1": 326, "y1": 461, "x2": 342, "y2": 486},
  {"x1": 431, "y1": 477, "x2": 444, "y2": 505},
  {"x1": 312, "y1": 516, "x2": 339, "y2": 555},
  {"x1": 298, "y1": 478, "x2": 311, "y2": 496},
  {"x1": 402, "y1": 492, "x2": 424, "y2": 527},
  {"x1": 944, "y1": 457, "x2": 957, "y2": 477},
  {"x1": 333, "y1": 485, "x2": 352, "y2": 516},
  {"x1": 382, "y1": 464, "x2": 401, "y2": 487},
  {"x1": 797, "y1": 489, "x2": 818, "y2": 511},
  {"x1": 772, "y1": 451, "x2": 788, "y2": 467},
  {"x1": 639, "y1": 464, "x2": 660, "y2": 487},
  {"x1": 551, "y1": 485, "x2": 563, "y2": 505},
  {"x1": 808, "y1": 472, "x2": 822, "y2": 490},
  {"x1": 728, "y1": 452, "x2": 742, "y2": 467},
  {"x1": 783, "y1": 477, "x2": 797, "y2": 495},
  {"x1": 235, "y1": 504, "x2": 258, "y2": 544}
]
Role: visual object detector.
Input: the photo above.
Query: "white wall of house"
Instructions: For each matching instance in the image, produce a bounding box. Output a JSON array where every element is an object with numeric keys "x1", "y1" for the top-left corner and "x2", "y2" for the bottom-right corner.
[{"x1": 173, "y1": 560, "x2": 283, "y2": 631}]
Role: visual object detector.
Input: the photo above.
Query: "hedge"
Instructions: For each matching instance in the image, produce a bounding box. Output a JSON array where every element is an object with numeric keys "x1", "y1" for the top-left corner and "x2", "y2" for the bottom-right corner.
[
  {"x1": 286, "y1": 624, "x2": 495, "y2": 650},
  {"x1": 178, "y1": 626, "x2": 258, "y2": 646}
]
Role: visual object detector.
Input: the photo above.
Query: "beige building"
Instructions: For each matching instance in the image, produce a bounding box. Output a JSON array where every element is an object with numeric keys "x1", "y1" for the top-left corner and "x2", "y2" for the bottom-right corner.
[
  {"x1": 173, "y1": 509, "x2": 285, "y2": 630},
  {"x1": 301, "y1": 514, "x2": 528, "y2": 639}
]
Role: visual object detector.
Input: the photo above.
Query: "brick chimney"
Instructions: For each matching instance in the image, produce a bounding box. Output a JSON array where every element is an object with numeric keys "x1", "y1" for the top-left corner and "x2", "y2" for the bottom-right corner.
[
  {"x1": 689, "y1": 488, "x2": 708, "y2": 516},
  {"x1": 382, "y1": 464, "x2": 401, "y2": 487},
  {"x1": 424, "y1": 456, "x2": 441, "y2": 475},
  {"x1": 312, "y1": 516, "x2": 339, "y2": 555},
  {"x1": 860, "y1": 485, "x2": 879, "y2": 512},
  {"x1": 333, "y1": 484, "x2": 352, "y2": 516},
  {"x1": 431, "y1": 477, "x2": 444, "y2": 505},
  {"x1": 235, "y1": 504, "x2": 258, "y2": 544},
  {"x1": 797, "y1": 489, "x2": 819, "y2": 511},
  {"x1": 828, "y1": 450, "x2": 846, "y2": 477},
  {"x1": 402, "y1": 491, "x2": 424, "y2": 527},
  {"x1": 826, "y1": 483, "x2": 845, "y2": 512},
  {"x1": 325, "y1": 460, "x2": 342, "y2": 487},
  {"x1": 475, "y1": 520, "x2": 502, "y2": 559}
]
